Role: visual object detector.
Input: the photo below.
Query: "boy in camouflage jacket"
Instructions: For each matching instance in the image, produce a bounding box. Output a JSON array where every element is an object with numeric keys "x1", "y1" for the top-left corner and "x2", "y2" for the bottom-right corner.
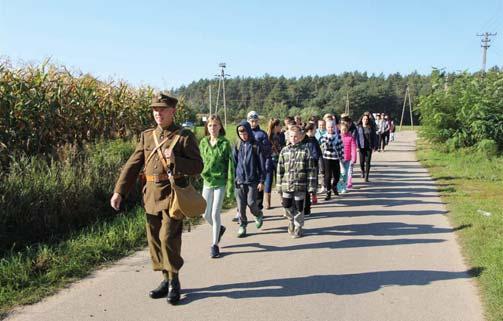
[{"x1": 276, "y1": 125, "x2": 317, "y2": 238}]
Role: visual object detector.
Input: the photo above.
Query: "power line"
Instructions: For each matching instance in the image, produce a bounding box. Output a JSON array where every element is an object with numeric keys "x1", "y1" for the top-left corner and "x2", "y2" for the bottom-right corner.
[
  {"x1": 480, "y1": 1, "x2": 502, "y2": 31},
  {"x1": 477, "y1": 32, "x2": 498, "y2": 72}
]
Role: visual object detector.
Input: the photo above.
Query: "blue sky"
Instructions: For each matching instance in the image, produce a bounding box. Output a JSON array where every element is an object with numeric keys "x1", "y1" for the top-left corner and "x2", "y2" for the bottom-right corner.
[{"x1": 1, "y1": 0, "x2": 502, "y2": 89}]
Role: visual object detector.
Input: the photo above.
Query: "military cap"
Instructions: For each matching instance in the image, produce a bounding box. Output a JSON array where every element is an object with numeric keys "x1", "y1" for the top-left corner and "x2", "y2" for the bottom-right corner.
[{"x1": 150, "y1": 93, "x2": 178, "y2": 108}]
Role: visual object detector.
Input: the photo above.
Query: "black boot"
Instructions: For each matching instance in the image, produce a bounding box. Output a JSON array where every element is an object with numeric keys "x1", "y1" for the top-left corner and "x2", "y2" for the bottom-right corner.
[
  {"x1": 167, "y1": 275, "x2": 181, "y2": 304},
  {"x1": 149, "y1": 280, "x2": 169, "y2": 299}
]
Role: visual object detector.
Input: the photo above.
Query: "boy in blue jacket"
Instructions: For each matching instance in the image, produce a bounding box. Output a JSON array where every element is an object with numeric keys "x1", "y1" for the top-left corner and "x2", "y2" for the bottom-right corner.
[{"x1": 233, "y1": 121, "x2": 266, "y2": 237}]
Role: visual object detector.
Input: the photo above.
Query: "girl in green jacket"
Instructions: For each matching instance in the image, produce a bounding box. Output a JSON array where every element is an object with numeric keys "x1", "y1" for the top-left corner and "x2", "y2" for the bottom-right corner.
[{"x1": 199, "y1": 115, "x2": 235, "y2": 258}]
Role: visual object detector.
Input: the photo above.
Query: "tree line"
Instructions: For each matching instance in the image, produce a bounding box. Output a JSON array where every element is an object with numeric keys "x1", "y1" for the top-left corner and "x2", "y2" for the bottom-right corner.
[{"x1": 175, "y1": 71, "x2": 433, "y2": 123}]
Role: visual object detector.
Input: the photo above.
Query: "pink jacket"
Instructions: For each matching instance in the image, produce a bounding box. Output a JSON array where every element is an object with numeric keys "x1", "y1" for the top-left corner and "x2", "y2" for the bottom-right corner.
[{"x1": 341, "y1": 133, "x2": 357, "y2": 163}]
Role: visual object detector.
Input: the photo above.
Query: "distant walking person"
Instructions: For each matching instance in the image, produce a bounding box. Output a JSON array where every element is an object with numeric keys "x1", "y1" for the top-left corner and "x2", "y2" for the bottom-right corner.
[
  {"x1": 319, "y1": 120, "x2": 344, "y2": 200},
  {"x1": 277, "y1": 125, "x2": 317, "y2": 238},
  {"x1": 247, "y1": 111, "x2": 272, "y2": 211},
  {"x1": 266, "y1": 118, "x2": 285, "y2": 209},
  {"x1": 389, "y1": 117, "x2": 396, "y2": 142},
  {"x1": 315, "y1": 118, "x2": 327, "y2": 193},
  {"x1": 357, "y1": 112, "x2": 378, "y2": 182},
  {"x1": 381, "y1": 114, "x2": 391, "y2": 150},
  {"x1": 234, "y1": 120, "x2": 266, "y2": 237},
  {"x1": 302, "y1": 123, "x2": 321, "y2": 211},
  {"x1": 340, "y1": 114, "x2": 359, "y2": 189},
  {"x1": 199, "y1": 115, "x2": 235, "y2": 258},
  {"x1": 339, "y1": 122, "x2": 357, "y2": 193},
  {"x1": 110, "y1": 93, "x2": 203, "y2": 304}
]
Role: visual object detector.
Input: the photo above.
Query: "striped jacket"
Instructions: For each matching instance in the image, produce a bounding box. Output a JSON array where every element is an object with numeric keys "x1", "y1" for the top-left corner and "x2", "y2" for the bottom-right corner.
[
  {"x1": 276, "y1": 143, "x2": 317, "y2": 193},
  {"x1": 319, "y1": 133, "x2": 344, "y2": 160}
]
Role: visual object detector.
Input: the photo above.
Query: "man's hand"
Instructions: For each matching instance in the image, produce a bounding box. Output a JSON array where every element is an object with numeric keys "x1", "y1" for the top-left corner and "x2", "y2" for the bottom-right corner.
[
  {"x1": 110, "y1": 193, "x2": 122, "y2": 211},
  {"x1": 257, "y1": 183, "x2": 264, "y2": 192}
]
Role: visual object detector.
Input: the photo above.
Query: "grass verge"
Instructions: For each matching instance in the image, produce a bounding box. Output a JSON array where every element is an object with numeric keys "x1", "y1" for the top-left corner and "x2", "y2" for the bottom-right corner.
[
  {"x1": 0, "y1": 206, "x2": 147, "y2": 318},
  {"x1": 416, "y1": 139, "x2": 503, "y2": 321}
]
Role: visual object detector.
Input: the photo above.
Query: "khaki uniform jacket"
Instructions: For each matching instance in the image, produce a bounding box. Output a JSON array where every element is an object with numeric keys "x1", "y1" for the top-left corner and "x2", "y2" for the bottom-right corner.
[{"x1": 114, "y1": 123, "x2": 203, "y2": 214}]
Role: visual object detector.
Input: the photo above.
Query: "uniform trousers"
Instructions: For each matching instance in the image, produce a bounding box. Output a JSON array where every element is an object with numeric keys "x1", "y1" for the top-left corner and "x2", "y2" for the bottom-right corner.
[{"x1": 146, "y1": 210, "x2": 184, "y2": 273}]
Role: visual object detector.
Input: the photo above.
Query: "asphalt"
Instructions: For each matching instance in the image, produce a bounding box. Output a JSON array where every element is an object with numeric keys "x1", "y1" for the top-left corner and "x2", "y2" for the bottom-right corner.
[{"x1": 5, "y1": 131, "x2": 484, "y2": 321}]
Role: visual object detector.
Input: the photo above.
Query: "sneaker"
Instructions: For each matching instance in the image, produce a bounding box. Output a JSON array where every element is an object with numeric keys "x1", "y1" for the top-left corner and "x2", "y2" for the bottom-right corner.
[
  {"x1": 255, "y1": 213, "x2": 264, "y2": 229},
  {"x1": 232, "y1": 212, "x2": 239, "y2": 223},
  {"x1": 325, "y1": 192, "x2": 331, "y2": 201},
  {"x1": 347, "y1": 184, "x2": 353, "y2": 189},
  {"x1": 210, "y1": 245, "x2": 220, "y2": 258},
  {"x1": 287, "y1": 222, "x2": 295, "y2": 235},
  {"x1": 292, "y1": 227, "x2": 303, "y2": 239},
  {"x1": 333, "y1": 189, "x2": 339, "y2": 196},
  {"x1": 318, "y1": 186, "x2": 326, "y2": 194},
  {"x1": 365, "y1": 178, "x2": 369, "y2": 182},
  {"x1": 218, "y1": 225, "x2": 226, "y2": 243},
  {"x1": 340, "y1": 189, "x2": 347, "y2": 194},
  {"x1": 237, "y1": 225, "x2": 246, "y2": 238},
  {"x1": 311, "y1": 194, "x2": 318, "y2": 205}
]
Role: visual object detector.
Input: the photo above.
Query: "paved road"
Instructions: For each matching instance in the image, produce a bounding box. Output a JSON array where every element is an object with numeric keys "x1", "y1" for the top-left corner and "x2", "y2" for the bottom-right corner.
[{"x1": 6, "y1": 131, "x2": 484, "y2": 321}]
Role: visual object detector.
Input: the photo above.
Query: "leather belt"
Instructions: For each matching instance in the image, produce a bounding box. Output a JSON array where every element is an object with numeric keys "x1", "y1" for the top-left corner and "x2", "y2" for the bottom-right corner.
[{"x1": 145, "y1": 174, "x2": 183, "y2": 183}]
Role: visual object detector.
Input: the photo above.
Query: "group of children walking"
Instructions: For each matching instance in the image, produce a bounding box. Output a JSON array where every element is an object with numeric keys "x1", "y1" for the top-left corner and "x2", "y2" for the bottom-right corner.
[{"x1": 199, "y1": 110, "x2": 385, "y2": 258}]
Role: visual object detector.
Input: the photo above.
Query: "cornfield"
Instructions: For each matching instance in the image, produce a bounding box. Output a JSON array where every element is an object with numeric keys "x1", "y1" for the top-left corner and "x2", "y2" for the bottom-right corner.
[{"x1": 0, "y1": 59, "x2": 190, "y2": 166}]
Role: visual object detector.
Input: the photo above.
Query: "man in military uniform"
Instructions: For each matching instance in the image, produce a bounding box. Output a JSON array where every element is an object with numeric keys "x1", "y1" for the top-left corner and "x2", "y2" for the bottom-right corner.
[{"x1": 110, "y1": 93, "x2": 203, "y2": 304}]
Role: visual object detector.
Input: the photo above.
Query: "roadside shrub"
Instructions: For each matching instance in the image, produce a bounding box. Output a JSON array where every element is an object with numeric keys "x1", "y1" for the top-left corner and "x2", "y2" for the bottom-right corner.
[
  {"x1": 446, "y1": 137, "x2": 462, "y2": 153},
  {"x1": 476, "y1": 139, "x2": 498, "y2": 159},
  {"x1": 0, "y1": 140, "x2": 138, "y2": 251},
  {"x1": 419, "y1": 70, "x2": 503, "y2": 152}
]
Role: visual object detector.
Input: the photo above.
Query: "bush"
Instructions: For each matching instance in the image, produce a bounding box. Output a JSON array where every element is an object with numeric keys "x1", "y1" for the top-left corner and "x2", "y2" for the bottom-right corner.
[
  {"x1": 418, "y1": 70, "x2": 503, "y2": 152},
  {"x1": 446, "y1": 137, "x2": 462, "y2": 153},
  {"x1": 0, "y1": 140, "x2": 139, "y2": 251},
  {"x1": 476, "y1": 139, "x2": 498, "y2": 158}
]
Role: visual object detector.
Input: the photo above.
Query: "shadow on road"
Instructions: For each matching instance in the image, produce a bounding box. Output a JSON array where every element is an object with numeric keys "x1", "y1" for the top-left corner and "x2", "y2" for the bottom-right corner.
[
  {"x1": 181, "y1": 268, "x2": 482, "y2": 304},
  {"x1": 221, "y1": 237, "x2": 445, "y2": 255}
]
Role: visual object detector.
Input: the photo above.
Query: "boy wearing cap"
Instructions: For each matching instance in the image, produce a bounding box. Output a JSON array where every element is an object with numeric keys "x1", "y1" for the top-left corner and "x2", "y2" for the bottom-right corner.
[
  {"x1": 110, "y1": 93, "x2": 203, "y2": 305},
  {"x1": 247, "y1": 111, "x2": 273, "y2": 210}
]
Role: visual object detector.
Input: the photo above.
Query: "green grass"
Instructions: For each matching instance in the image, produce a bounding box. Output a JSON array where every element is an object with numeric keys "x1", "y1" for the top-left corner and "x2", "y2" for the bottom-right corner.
[
  {"x1": 194, "y1": 123, "x2": 238, "y2": 144},
  {"x1": 0, "y1": 206, "x2": 147, "y2": 317},
  {"x1": 417, "y1": 140, "x2": 503, "y2": 321},
  {"x1": 0, "y1": 140, "x2": 139, "y2": 250}
]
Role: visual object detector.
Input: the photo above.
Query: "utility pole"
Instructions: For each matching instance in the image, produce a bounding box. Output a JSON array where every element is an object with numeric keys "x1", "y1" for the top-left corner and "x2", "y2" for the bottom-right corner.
[
  {"x1": 208, "y1": 84, "x2": 212, "y2": 117},
  {"x1": 345, "y1": 91, "x2": 350, "y2": 115},
  {"x1": 399, "y1": 85, "x2": 414, "y2": 131},
  {"x1": 214, "y1": 63, "x2": 230, "y2": 127},
  {"x1": 477, "y1": 32, "x2": 497, "y2": 72}
]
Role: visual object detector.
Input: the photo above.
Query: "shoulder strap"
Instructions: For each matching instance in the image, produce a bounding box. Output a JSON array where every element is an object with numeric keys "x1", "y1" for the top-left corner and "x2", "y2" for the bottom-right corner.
[
  {"x1": 146, "y1": 136, "x2": 169, "y2": 165},
  {"x1": 152, "y1": 130, "x2": 181, "y2": 173}
]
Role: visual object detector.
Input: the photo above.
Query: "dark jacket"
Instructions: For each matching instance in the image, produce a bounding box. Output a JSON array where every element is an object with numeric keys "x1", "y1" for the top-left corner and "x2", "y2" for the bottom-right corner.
[
  {"x1": 357, "y1": 125, "x2": 378, "y2": 150},
  {"x1": 234, "y1": 121, "x2": 266, "y2": 185},
  {"x1": 302, "y1": 136, "x2": 322, "y2": 162},
  {"x1": 251, "y1": 125, "x2": 273, "y2": 173}
]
